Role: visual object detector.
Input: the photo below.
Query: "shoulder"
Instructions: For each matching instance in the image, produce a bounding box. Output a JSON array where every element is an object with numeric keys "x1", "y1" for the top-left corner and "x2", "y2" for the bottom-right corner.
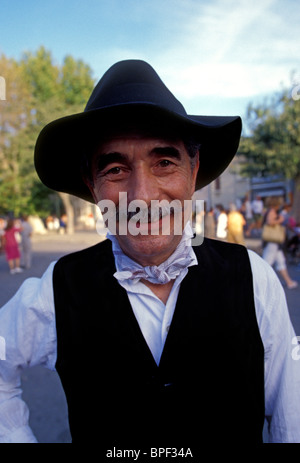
[
  {"x1": 193, "y1": 238, "x2": 251, "y2": 278},
  {"x1": 56, "y1": 238, "x2": 112, "y2": 265},
  {"x1": 194, "y1": 237, "x2": 248, "y2": 259},
  {"x1": 54, "y1": 238, "x2": 114, "y2": 278},
  {"x1": 247, "y1": 249, "x2": 288, "y2": 323},
  {"x1": 247, "y1": 249, "x2": 279, "y2": 292}
]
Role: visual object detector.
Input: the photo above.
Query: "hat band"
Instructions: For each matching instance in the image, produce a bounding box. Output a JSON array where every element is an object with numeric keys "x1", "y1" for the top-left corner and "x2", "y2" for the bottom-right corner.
[{"x1": 85, "y1": 83, "x2": 187, "y2": 117}]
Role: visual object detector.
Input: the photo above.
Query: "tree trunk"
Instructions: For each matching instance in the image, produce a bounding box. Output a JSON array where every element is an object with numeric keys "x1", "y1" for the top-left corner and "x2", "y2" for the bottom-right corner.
[{"x1": 58, "y1": 192, "x2": 75, "y2": 234}]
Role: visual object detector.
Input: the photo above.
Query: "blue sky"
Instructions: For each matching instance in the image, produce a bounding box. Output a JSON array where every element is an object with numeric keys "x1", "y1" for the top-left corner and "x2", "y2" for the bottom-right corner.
[{"x1": 1, "y1": 0, "x2": 299, "y2": 124}]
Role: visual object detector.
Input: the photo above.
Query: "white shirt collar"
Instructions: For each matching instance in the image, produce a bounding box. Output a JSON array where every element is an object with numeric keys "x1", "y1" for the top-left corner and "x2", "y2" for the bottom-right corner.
[{"x1": 107, "y1": 221, "x2": 198, "y2": 285}]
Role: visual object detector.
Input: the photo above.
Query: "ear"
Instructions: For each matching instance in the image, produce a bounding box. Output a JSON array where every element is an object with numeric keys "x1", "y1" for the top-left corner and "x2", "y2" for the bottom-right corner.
[{"x1": 82, "y1": 174, "x2": 98, "y2": 204}]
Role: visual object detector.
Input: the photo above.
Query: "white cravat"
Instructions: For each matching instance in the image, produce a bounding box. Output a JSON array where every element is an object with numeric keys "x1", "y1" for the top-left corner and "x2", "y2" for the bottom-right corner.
[{"x1": 107, "y1": 222, "x2": 197, "y2": 284}]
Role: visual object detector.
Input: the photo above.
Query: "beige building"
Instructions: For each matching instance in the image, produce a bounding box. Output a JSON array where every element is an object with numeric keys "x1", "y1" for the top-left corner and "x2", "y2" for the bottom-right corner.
[{"x1": 193, "y1": 156, "x2": 250, "y2": 210}]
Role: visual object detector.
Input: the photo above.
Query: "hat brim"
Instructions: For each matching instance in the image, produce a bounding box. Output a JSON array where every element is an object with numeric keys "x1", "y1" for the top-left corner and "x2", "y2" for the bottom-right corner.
[{"x1": 34, "y1": 103, "x2": 241, "y2": 203}]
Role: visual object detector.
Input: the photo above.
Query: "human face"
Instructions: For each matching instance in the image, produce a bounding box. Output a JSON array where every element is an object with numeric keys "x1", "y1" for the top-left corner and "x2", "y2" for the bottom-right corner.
[{"x1": 87, "y1": 133, "x2": 199, "y2": 266}]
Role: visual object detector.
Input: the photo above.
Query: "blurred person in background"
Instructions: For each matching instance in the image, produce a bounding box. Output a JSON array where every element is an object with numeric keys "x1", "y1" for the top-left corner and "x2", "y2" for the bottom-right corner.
[
  {"x1": 240, "y1": 194, "x2": 253, "y2": 234},
  {"x1": 0, "y1": 218, "x2": 6, "y2": 253},
  {"x1": 246, "y1": 195, "x2": 264, "y2": 237},
  {"x1": 1, "y1": 218, "x2": 23, "y2": 274},
  {"x1": 204, "y1": 206, "x2": 216, "y2": 239},
  {"x1": 227, "y1": 203, "x2": 246, "y2": 245},
  {"x1": 20, "y1": 215, "x2": 33, "y2": 269},
  {"x1": 216, "y1": 204, "x2": 227, "y2": 240},
  {"x1": 262, "y1": 197, "x2": 297, "y2": 289}
]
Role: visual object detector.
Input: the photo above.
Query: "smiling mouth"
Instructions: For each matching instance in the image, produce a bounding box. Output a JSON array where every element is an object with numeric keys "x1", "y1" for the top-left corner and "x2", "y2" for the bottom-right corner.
[
  {"x1": 98, "y1": 194, "x2": 193, "y2": 237},
  {"x1": 120, "y1": 204, "x2": 184, "y2": 236},
  {"x1": 96, "y1": 195, "x2": 204, "y2": 243},
  {"x1": 134, "y1": 211, "x2": 167, "y2": 232},
  {"x1": 115, "y1": 202, "x2": 183, "y2": 223}
]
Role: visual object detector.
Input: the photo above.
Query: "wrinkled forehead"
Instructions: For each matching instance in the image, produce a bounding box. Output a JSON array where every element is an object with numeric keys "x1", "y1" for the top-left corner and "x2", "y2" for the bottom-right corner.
[{"x1": 93, "y1": 124, "x2": 184, "y2": 151}]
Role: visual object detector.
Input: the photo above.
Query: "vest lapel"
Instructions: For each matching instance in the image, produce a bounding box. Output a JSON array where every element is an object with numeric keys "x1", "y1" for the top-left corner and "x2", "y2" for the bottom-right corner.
[
  {"x1": 97, "y1": 242, "x2": 158, "y2": 370},
  {"x1": 158, "y1": 248, "x2": 210, "y2": 370}
]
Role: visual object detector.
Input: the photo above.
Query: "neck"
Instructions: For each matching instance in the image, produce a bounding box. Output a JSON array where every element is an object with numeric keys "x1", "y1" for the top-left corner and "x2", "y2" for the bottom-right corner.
[{"x1": 141, "y1": 278, "x2": 175, "y2": 304}]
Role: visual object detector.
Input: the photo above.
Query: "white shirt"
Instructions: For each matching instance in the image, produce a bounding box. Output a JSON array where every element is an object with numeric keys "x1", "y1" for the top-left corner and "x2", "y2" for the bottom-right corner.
[
  {"x1": 252, "y1": 199, "x2": 264, "y2": 214},
  {"x1": 0, "y1": 248, "x2": 300, "y2": 443},
  {"x1": 216, "y1": 212, "x2": 228, "y2": 239}
]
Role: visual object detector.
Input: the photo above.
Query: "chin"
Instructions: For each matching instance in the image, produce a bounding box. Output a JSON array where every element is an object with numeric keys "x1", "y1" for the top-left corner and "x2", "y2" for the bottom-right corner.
[{"x1": 116, "y1": 233, "x2": 182, "y2": 266}]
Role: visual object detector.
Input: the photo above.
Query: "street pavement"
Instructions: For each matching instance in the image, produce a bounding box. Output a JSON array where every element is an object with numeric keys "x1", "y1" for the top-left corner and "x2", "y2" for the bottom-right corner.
[{"x1": 0, "y1": 231, "x2": 299, "y2": 443}]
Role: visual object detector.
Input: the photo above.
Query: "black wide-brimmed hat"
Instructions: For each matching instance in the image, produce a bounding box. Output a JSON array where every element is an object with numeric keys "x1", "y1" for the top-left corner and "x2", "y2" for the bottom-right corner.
[{"x1": 34, "y1": 59, "x2": 242, "y2": 203}]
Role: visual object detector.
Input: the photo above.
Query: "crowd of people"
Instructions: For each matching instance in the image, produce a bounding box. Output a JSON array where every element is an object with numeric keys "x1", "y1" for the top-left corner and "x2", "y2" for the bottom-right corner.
[
  {"x1": 203, "y1": 201, "x2": 249, "y2": 245},
  {"x1": 203, "y1": 194, "x2": 300, "y2": 289},
  {"x1": 45, "y1": 214, "x2": 68, "y2": 233},
  {"x1": 0, "y1": 216, "x2": 33, "y2": 274}
]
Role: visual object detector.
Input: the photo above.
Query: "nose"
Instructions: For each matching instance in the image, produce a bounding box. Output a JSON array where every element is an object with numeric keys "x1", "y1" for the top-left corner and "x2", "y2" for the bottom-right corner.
[{"x1": 127, "y1": 165, "x2": 160, "y2": 205}]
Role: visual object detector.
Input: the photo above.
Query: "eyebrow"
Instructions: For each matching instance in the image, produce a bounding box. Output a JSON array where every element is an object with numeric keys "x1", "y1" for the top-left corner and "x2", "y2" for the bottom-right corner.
[
  {"x1": 151, "y1": 146, "x2": 181, "y2": 159},
  {"x1": 95, "y1": 145, "x2": 181, "y2": 172},
  {"x1": 95, "y1": 152, "x2": 128, "y2": 172}
]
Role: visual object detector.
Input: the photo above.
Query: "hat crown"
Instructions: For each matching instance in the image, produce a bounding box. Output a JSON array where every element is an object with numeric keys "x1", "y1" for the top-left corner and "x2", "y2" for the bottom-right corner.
[{"x1": 85, "y1": 59, "x2": 187, "y2": 116}]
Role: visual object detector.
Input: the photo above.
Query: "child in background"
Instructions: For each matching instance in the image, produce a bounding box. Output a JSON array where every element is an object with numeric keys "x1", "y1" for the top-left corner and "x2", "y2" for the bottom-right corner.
[{"x1": 2, "y1": 219, "x2": 23, "y2": 274}]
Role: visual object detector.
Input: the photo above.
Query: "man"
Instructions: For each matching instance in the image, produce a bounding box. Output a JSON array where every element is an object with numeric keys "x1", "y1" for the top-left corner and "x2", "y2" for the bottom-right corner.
[
  {"x1": 0, "y1": 60, "x2": 299, "y2": 450},
  {"x1": 247, "y1": 195, "x2": 264, "y2": 236},
  {"x1": 227, "y1": 203, "x2": 246, "y2": 245},
  {"x1": 20, "y1": 215, "x2": 33, "y2": 269}
]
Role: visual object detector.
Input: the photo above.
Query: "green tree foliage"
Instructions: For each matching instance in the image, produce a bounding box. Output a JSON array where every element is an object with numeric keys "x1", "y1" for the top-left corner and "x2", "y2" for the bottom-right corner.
[
  {"x1": 0, "y1": 47, "x2": 95, "y2": 218},
  {"x1": 0, "y1": 54, "x2": 34, "y2": 216},
  {"x1": 239, "y1": 79, "x2": 300, "y2": 220},
  {"x1": 61, "y1": 55, "x2": 95, "y2": 106},
  {"x1": 21, "y1": 47, "x2": 60, "y2": 103}
]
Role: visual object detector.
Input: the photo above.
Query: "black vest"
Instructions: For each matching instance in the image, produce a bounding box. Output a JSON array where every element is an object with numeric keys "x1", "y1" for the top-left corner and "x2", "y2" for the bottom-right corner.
[{"x1": 53, "y1": 238, "x2": 264, "y2": 451}]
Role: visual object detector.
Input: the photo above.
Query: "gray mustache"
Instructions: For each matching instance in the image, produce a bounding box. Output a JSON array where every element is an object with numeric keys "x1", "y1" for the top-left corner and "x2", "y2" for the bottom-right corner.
[{"x1": 107, "y1": 203, "x2": 183, "y2": 222}]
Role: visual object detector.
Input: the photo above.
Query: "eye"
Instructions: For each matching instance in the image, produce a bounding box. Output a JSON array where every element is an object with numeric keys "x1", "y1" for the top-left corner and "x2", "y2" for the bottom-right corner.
[
  {"x1": 97, "y1": 165, "x2": 124, "y2": 177},
  {"x1": 154, "y1": 158, "x2": 177, "y2": 175},
  {"x1": 105, "y1": 166, "x2": 122, "y2": 175},
  {"x1": 158, "y1": 159, "x2": 173, "y2": 167},
  {"x1": 99, "y1": 165, "x2": 130, "y2": 181}
]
